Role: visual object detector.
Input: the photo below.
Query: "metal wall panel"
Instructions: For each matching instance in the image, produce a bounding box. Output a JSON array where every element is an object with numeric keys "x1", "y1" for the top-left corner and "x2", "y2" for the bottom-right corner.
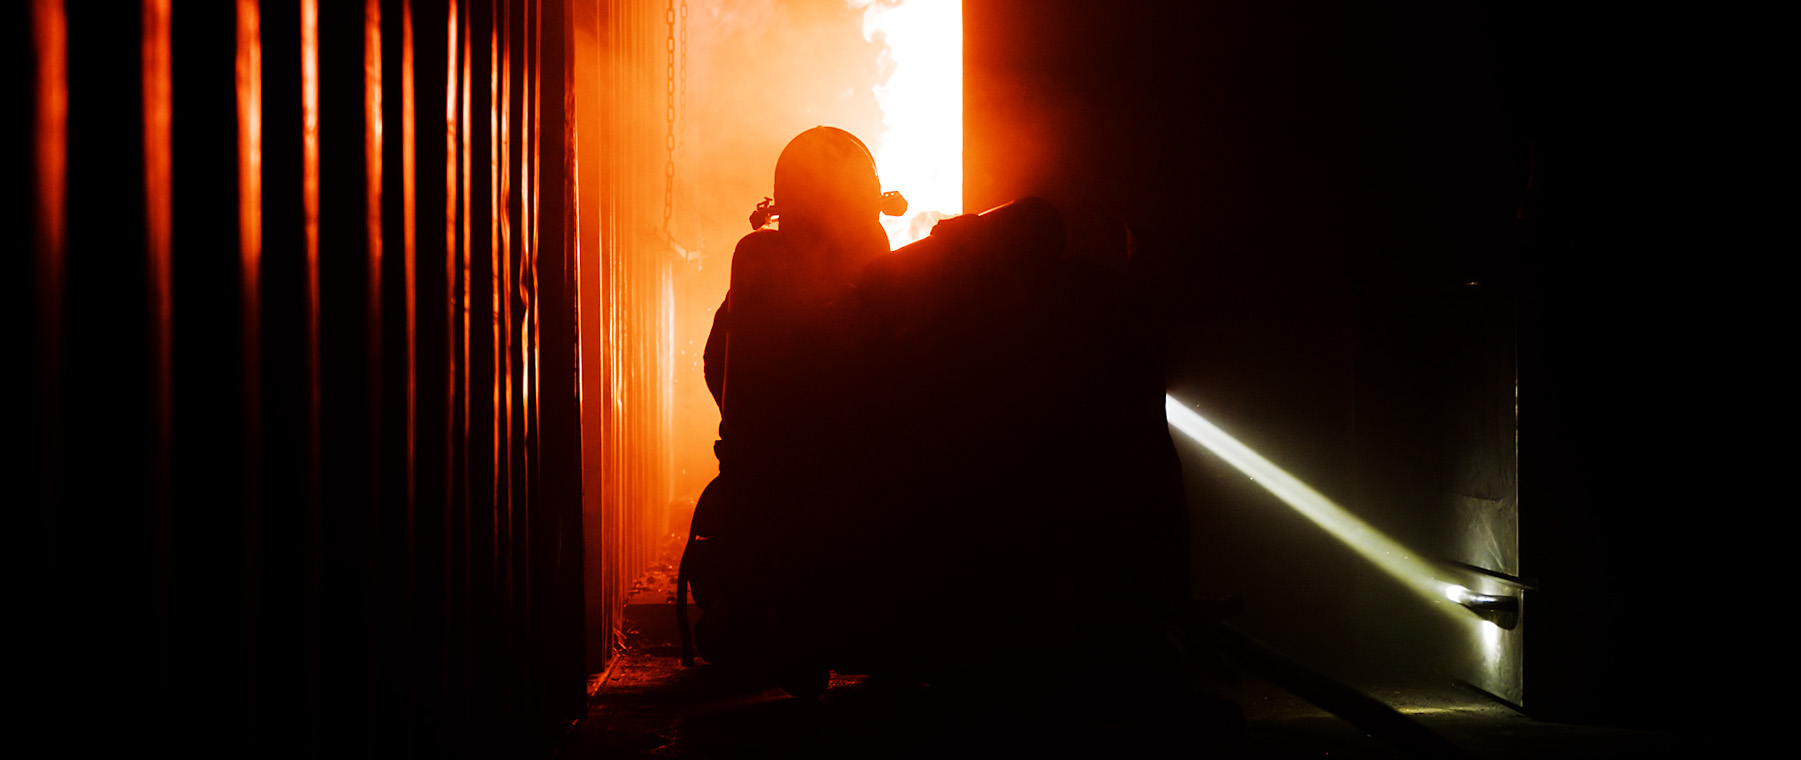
[
  {"x1": 572, "y1": 0, "x2": 675, "y2": 676},
  {"x1": 23, "y1": 1, "x2": 653, "y2": 756}
]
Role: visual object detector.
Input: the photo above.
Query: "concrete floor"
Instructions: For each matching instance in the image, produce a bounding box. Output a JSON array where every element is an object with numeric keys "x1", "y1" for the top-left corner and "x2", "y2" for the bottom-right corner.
[{"x1": 558, "y1": 559, "x2": 1709, "y2": 759}]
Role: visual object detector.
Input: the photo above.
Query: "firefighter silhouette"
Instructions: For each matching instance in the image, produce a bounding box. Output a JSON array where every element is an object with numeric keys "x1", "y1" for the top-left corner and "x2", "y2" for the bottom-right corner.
[{"x1": 683, "y1": 127, "x2": 896, "y2": 696}]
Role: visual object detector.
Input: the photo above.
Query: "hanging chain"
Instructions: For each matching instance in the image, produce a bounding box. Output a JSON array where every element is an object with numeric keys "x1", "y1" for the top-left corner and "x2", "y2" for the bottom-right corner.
[
  {"x1": 680, "y1": 0, "x2": 688, "y2": 140},
  {"x1": 663, "y1": 0, "x2": 677, "y2": 236}
]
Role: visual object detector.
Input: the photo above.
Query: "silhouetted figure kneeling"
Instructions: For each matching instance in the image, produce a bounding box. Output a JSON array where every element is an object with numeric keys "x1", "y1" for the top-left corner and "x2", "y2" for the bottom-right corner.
[
  {"x1": 681, "y1": 135, "x2": 1191, "y2": 717},
  {"x1": 680, "y1": 127, "x2": 894, "y2": 696}
]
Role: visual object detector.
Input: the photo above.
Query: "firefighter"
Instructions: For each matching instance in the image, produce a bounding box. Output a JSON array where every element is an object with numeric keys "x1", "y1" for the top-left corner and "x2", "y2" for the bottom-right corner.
[{"x1": 685, "y1": 126, "x2": 893, "y2": 696}]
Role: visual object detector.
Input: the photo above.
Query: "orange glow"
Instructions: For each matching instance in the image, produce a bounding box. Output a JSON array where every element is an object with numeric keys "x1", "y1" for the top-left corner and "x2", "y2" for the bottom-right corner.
[
  {"x1": 366, "y1": 0, "x2": 385, "y2": 337},
  {"x1": 33, "y1": 0, "x2": 66, "y2": 279},
  {"x1": 523, "y1": 0, "x2": 537, "y2": 426},
  {"x1": 33, "y1": 0, "x2": 67, "y2": 364},
  {"x1": 491, "y1": 5, "x2": 505, "y2": 497},
  {"x1": 144, "y1": 0, "x2": 173, "y2": 462},
  {"x1": 659, "y1": 1, "x2": 969, "y2": 502},
  {"x1": 238, "y1": 0, "x2": 263, "y2": 331},
  {"x1": 402, "y1": 0, "x2": 418, "y2": 487},
  {"x1": 237, "y1": 0, "x2": 264, "y2": 449},
  {"x1": 849, "y1": 0, "x2": 962, "y2": 248},
  {"x1": 303, "y1": 0, "x2": 322, "y2": 424}
]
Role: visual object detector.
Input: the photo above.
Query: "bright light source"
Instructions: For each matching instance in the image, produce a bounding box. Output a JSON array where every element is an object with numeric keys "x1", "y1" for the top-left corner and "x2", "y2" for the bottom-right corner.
[
  {"x1": 1166, "y1": 395, "x2": 1526, "y2": 692},
  {"x1": 1481, "y1": 616, "x2": 1504, "y2": 657},
  {"x1": 1164, "y1": 395, "x2": 1466, "y2": 621},
  {"x1": 849, "y1": 0, "x2": 962, "y2": 248}
]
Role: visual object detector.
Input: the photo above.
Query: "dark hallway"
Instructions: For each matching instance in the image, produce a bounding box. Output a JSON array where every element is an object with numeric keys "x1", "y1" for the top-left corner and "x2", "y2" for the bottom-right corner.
[
  {"x1": 17, "y1": 1, "x2": 1737, "y2": 757},
  {"x1": 561, "y1": 556, "x2": 1702, "y2": 759}
]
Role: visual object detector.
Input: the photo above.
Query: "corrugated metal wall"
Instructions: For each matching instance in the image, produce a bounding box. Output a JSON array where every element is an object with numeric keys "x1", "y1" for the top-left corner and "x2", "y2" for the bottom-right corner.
[
  {"x1": 571, "y1": 0, "x2": 675, "y2": 676},
  {"x1": 19, "y1": 1, "x2": 668, "y2": 757}
]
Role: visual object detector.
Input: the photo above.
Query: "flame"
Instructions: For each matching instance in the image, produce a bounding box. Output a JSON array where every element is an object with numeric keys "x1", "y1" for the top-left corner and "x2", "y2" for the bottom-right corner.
[{"x1": 849, "y1": 0, "x2": 962, "y2": 249}]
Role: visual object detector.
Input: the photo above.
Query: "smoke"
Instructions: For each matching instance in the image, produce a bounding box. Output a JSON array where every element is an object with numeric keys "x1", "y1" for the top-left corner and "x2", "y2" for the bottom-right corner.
[{"x1": 668, "y1": 1, "x2": 890, "y2": 502}]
